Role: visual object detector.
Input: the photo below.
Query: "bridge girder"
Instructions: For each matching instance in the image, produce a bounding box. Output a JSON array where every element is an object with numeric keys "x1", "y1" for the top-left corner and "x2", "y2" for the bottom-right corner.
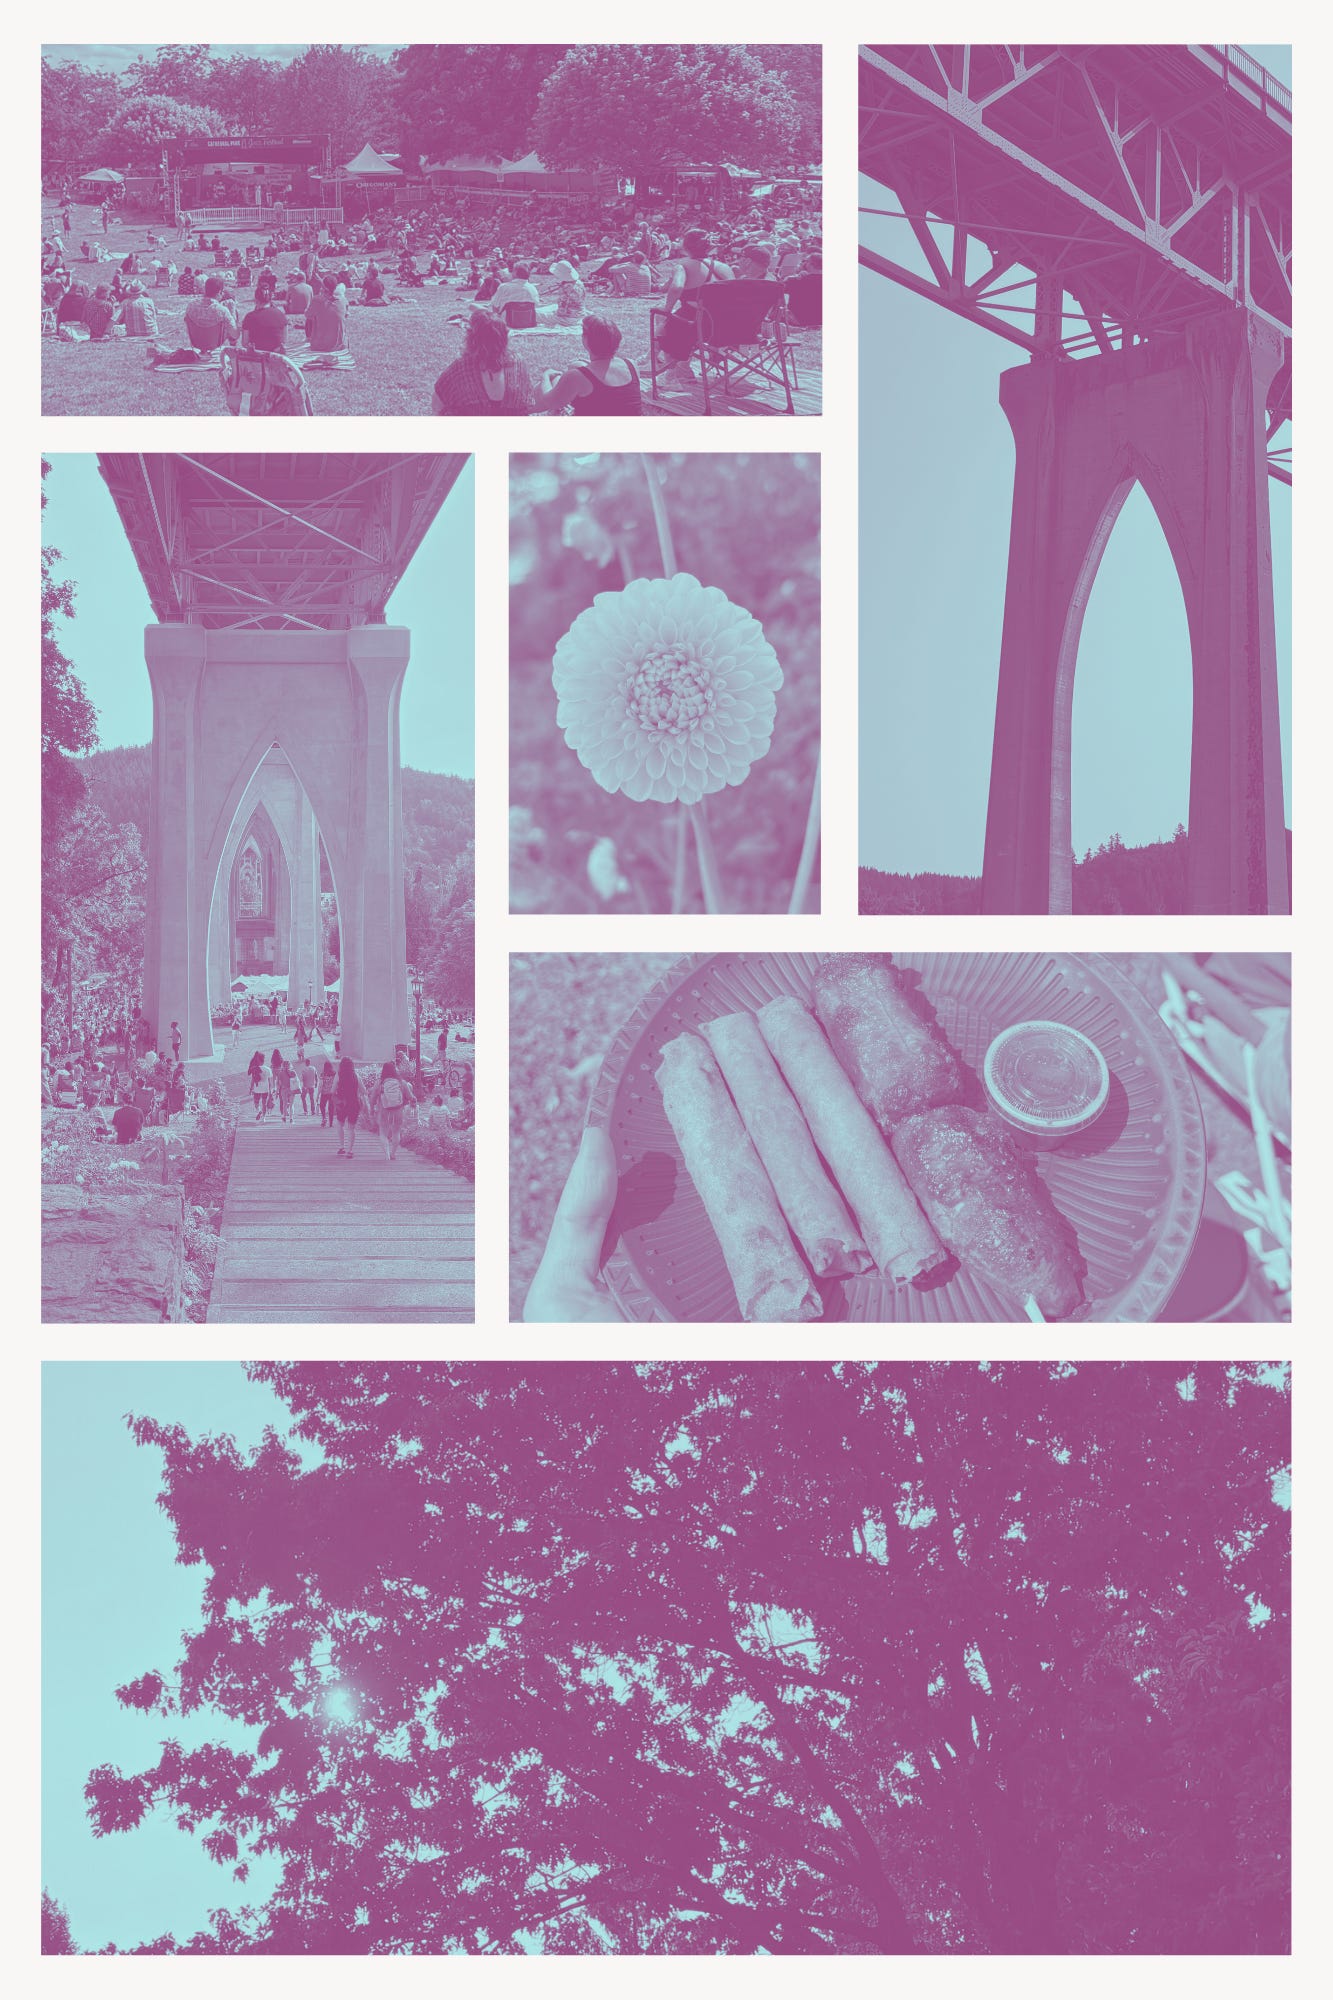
[{"x1": 860, "y1": 43, "x2": 1291, "y2": 465}]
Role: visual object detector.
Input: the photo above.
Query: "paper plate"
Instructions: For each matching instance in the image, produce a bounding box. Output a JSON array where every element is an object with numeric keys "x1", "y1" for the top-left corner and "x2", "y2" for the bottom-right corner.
[{"x1": 587, "y1": 952, "x2": 1207, "y2": 1324}]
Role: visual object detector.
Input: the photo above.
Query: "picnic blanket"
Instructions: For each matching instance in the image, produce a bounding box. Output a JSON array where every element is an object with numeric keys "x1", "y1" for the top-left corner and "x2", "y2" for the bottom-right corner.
[{"x1": 150, "y1": 355, "x2": 223, "y2": 373}]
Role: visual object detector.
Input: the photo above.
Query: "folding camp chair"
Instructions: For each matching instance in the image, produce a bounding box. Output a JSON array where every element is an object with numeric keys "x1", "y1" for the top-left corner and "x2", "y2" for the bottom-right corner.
[
  {"x1": 219, "y1": 346, "x2": 314, "y2": 416},
  {"x1": 784, "y1": 273, "x2": 823, "y2": 330},
  {"x1": 692, "y1": 280, "x2": 796, "y2": 414}
]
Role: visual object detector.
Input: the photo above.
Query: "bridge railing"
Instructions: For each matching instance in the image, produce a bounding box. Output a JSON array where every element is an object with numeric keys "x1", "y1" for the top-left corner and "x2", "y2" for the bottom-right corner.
[{"x1": 1205, "y1": 44, "x2": 1292, "y2": 115}]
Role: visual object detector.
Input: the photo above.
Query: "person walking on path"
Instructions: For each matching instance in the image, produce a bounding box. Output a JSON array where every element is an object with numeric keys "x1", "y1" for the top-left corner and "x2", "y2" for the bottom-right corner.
[
  {"x1": 297, "y1": 1055, "x2": 317, "y2": 1118},
  {"x1": 371, "y1": 1060, "x2": 412, "y2": 1162},
  {"x1": 294, "y1": 1017, "x2": 308, "y2": 1058},
  {"x1": 247, "y1": 1048, "x2": 270, "y2": 1121},
  {"x1": 170, "y1": 1020, "x2": 182, "y2": 1061},
  {"x1": 334, "y1": 1056, "x2": 361, "y2": 1157},
  {"x1": 276, "y1": 1058, "x2": 296, "y2": 1124},
  {"x1": 319, "y1": 1059, "x2": 337, "y2": 1128}
]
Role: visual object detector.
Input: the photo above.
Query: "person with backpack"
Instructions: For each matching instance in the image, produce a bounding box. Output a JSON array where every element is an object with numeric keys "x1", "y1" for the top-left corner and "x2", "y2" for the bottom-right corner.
[
  {"x1": 371, "y1": 1060, "x2": 413, "y2": 1163},
  {"x1": 319, "y1": 1059, "x2": 337, "y2": 1128}
]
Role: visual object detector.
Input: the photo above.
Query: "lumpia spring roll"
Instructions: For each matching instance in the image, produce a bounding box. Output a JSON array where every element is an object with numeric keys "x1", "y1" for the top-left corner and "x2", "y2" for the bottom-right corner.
[
  {"x1": 813, "y1": 954, "x2": 967, "y2": 1130},
  {"x1": 892, "y1": 1106, "x2": 1086, "y2": 1319},
  {"x1": 656, "y1": 1032, "x2": 821, "y2": 1323},
  {"x1": 700, "y1": 1011, "x2": 873, "y2": 1278},
  {"x1": 756, "y1": 997, "x2": 946, "y2": 1284}
]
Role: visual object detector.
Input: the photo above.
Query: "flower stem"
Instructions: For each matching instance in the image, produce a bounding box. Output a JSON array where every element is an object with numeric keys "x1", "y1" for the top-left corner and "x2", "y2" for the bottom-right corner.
[
  {"x1": 687, "y1": 800, "x2": 726, "y2": 915},
  {"x1": 787, "y1": 751, "x2": 822, "y2": 915},
  {"x1": 639, "y1": 454, "x2": 677, "y2": 577},
  {"x1": 670, "y1": 803, "x2": 689, "y2": 914}
]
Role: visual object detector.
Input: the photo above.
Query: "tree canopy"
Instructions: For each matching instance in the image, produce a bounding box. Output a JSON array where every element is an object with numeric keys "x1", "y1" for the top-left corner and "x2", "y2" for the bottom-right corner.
[
  {"x1": 393, "y1": 44, "x2": 572, "y2": 166},
  {"x1": 532, "y1": 45, "x2": 804, "y2": 179},
  {"x1": 97, "y1": 93, "x2": 228, "y2": 163},
  {"x1": 42, "y1": 43, "x2": 820, "y2": 178},
  {"x1": 71, "y1": 1361, "x2": 1289, "y2": 1955},
  {"x1": 41, "y1": 463, "x2": 98, "y2": 846}
]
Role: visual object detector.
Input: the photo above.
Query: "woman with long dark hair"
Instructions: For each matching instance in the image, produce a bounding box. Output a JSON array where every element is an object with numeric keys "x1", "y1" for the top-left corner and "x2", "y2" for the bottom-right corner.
[{"x1": 334, "y1": 1056, "x2": 361, "y2": 1158}]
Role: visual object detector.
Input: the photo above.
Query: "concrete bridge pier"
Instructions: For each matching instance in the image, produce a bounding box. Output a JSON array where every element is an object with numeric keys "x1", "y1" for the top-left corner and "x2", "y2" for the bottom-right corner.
[{"x1": 980, "y1": 308, "x2": 1288, "y2": 915}]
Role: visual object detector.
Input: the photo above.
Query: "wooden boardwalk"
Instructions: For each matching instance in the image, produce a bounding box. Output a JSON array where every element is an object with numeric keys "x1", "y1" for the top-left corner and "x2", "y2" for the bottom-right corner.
[
  {"x1": 647, "y1": 359, "x2": 822, "y2": 417},
  {"x1": 207, "y1": 1118, "x2": 474, "y2": 1323},
  {"x1": 196, "y1": 1027, "x2": 473, "y2": 1324}
]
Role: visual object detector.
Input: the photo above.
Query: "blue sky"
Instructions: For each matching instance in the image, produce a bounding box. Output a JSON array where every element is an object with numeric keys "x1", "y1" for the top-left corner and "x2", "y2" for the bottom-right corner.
[
  {"x1": 42, "y1": 1364, "x2": 306, "y2": 1953},
  {"x1": 859, "y1": 44, "x2": 1292, "y2": 875},
  {"x1": 43, "y1": 44, "x2": 404, "y2": 73},
  {"x1": 42, "y1": 455, "x2": 474, "y2": 778}
]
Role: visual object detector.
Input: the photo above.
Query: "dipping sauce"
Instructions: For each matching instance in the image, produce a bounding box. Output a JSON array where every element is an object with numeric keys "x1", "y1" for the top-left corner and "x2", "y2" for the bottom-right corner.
[{"x1": 983, "y1": 1020, "x2": 1109, "y2": 1148}]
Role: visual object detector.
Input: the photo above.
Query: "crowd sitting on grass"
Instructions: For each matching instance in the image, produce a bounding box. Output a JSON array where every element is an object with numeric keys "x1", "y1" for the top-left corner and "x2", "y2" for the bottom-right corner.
[
  {"x1": 42, "y1": 183, "x2": 820, "y2": 407},
  {"x1": 42, "y1": 1036, "x2": 190, "y2": 1142}
]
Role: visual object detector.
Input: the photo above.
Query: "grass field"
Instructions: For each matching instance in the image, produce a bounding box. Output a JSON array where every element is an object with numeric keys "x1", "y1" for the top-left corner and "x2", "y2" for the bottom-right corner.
[{"x1": 42, "y1": 207, "x2": 822, "y2": 417}]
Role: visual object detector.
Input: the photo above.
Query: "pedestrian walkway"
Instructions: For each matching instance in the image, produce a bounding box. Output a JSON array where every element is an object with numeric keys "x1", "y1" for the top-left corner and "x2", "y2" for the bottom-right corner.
[{"x1": 192, "y1": 1021, "x2": 474, "y2": 1323}]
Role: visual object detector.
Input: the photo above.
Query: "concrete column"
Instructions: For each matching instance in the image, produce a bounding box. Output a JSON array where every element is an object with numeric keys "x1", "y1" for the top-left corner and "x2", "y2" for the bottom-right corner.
[
  {"x1": 272, "y1": 837, "x2": 291, "y2": 975},
  {"x1": 339, "y1": 627, "x2": 410, "y2": 1062},
  {"x1": 144, "y1": 626, "x2": 214, "y2": 1060},
  {"x1": 206, "y1": 857, "x2": 228, "y2": 1008},
  {"x1": 287, "y1": 792, "x2": 323, "y2": 1010},
  {"x1": 1182, "y1": 311, "x2": 1287, "y2": 915},
  {"x1": 980, "y1": 309, "x2": 1287, "y2": 915}
]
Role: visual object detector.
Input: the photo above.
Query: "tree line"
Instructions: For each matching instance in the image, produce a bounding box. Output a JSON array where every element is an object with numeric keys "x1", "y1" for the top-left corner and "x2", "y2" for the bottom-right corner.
[
  {"x1": 858, "y1": 824, "x2": 1294, "y2": 915},
  {"x1": 42, "y1": 43, "x2": 821, "y2": 184}
]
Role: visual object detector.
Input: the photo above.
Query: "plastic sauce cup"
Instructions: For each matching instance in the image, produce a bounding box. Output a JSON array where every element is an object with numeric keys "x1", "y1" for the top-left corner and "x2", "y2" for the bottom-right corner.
[{"x1": 983, "y1": 1020, "x2": 1110, "y2": 1149}]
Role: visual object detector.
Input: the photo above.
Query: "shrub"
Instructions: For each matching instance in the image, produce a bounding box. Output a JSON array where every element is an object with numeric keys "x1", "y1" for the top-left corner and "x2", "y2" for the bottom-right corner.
[{"x1": 400, "y1": 1121, "x2": 475, "y2": 1181}]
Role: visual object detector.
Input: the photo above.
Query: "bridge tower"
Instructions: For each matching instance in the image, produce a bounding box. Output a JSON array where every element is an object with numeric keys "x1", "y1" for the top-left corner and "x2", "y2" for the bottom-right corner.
[
  {"x1": 860, "y1": 43, "x2": 1292, "y2": 914},
  {"x1": 99, "y1": 453, "x2": 467, "y2": 1062},
  {"x1": 983, "y1": 310, "x2": 1287, "y2": 914}
]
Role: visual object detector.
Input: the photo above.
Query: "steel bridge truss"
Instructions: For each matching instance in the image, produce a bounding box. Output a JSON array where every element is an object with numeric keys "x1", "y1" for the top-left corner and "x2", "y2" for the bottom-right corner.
[
  {"x1": 860, "y1": 44, "x2": 1291, "y2": 480},
  {"x1": 99, "y1": 453, "x2": 468, "y2": 630}
]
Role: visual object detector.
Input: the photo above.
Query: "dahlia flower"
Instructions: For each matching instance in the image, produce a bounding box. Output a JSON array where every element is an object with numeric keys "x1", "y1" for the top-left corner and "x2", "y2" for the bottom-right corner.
[{"x1": 552, "y1": 573, "x2": 782, "y2": 806}]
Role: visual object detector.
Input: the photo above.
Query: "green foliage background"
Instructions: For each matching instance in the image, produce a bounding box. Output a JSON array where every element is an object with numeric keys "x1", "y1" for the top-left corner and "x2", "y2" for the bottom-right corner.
[{"x1": 510, "y1": 453, "x2": 820, "y2": 915}]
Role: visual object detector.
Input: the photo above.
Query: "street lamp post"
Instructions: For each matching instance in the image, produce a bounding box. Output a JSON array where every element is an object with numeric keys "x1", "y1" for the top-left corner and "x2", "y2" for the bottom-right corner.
[{"x1": 411, "y1": 969, "x2": 424, "y2": 1076}]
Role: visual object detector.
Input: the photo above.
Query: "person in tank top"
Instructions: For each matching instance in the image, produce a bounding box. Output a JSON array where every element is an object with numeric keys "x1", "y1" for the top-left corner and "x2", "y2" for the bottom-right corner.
[{"x1": 533, "y1": 313, "x2": 643, "y2": 415}]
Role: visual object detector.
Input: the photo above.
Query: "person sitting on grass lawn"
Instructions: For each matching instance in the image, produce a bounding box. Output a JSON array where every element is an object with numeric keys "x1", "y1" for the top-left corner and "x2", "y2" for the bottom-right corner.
[
  {"x1": 534, "y1": 312, "x2": 643, "y2": 415},
  {"x1": 81, "y1": 285, "x2": 118, "y2": 340},
  {"x1": 57, "y1": 280, "x2": 89, "y2": 328},
  {"x1": 490, "y1": 263, "x2": 538, "y2": 315},
  {"x1": 362, "y1": 266, "x2": 387, "y2": 306},
  {"x1": 431, "y1": 307, "x2": 535, "y2": 415},
  {"x1": 548, "y1": 259, "x2": 586, "y2": 322},
  {"x1": 148, "y1": 275, "x2": 237, "y2": 367},
  {"x1": 285, "y1": 271, "x2": 313, "y2": 318},
  {"x1": 615, "y1": 253, "x2": 655, "y2": 297},
  {"x1": 306, "y1": 277, "x2": 349, "y2": 354},
  {"x1": 242, "y1": 292, "x2": 287, "y2": 353},
  {"x1": 178, "y1": 265, "x2": 197, "y2": 295},
  {"x1": 120, "y1": 281, "x2": 159, "y2": 338}
]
